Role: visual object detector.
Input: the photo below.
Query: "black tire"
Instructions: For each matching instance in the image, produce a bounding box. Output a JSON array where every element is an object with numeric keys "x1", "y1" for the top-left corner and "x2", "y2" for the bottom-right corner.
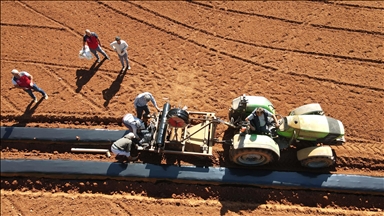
[
  {"x1": 166, "y1": 108, "x2": 189, "y2": 128},
  {"x1": 229, "y1": 148, "x2": 275, "y2": 166},
  {"x1": 229, "y1": 110, "x2": 243, "y2": 127},
  {"x1": 300, "y1": 156, "x2": 334, "y2": 168},
  {"x1": 228, "y1": 109, "x2": 235, "y2": 122}
]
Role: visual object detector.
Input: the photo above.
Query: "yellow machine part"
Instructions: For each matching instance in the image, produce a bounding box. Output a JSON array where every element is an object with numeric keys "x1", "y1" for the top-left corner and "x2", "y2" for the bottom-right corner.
[
  {"x1": 184, "y1": 120, "x2": 214, "y2": 154},
  {"x1": 232, "y1": 134, "x2": 280, "y2": 158},
  {"x1": 297, "y1": 146, "x2": 333, "y2": 161}
]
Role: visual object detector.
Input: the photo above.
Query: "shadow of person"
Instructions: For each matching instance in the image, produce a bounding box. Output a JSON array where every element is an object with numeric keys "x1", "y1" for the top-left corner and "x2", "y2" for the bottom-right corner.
[
  {"x1": 75, "y1": 59, "x2": 106, "y2": 93},
  {"x1": 102, "y1": 68, "x2": 127, "y2": 107},
  {"x1": 218, "y1": 127, "x2": 236, "y2": 166},
  {"x1": 106, "y1": 162, "x2": 129, "y2": 176},
  {"x1": 12, "y1": 99, "x2": 43, "y2": 127}
]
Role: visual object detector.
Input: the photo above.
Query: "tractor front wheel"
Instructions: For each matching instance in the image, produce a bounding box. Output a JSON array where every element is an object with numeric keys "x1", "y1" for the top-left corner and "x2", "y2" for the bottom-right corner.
[
  {"x1": 300, "y1": 156, "x2": 334, "y2": 168},
  {"x1": 230, "y1": 148, "x2": 275, "y2": 166}
]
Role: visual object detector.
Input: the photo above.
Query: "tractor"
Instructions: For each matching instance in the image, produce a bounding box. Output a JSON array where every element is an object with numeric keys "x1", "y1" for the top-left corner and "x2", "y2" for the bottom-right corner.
[
  {"x1": 228, "y1": 95, "x2": 345, "y2": 168},
  {"x1": 138, "y1": 95, "x2": 345, "y2": 168}
]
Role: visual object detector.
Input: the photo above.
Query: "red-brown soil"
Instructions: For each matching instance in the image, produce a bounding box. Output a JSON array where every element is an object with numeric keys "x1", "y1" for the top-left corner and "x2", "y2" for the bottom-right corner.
[{"x1": 1, "y1": 1, "x2": 383, "y2": 215}]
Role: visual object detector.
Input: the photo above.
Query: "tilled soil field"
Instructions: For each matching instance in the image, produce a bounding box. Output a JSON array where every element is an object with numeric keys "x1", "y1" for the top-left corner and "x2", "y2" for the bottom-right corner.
[{"x1": 1, "y1": 1, "x2": 383, "y2": 215}]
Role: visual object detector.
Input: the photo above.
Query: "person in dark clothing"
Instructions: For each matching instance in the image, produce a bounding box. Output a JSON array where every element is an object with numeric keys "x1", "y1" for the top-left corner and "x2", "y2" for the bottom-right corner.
[
  {"x1": 110, "y1": 132, "x2": 137, "y2": 161},
  {"x1": 245, "y1": 107, "x2": 279, "y2": 135}
]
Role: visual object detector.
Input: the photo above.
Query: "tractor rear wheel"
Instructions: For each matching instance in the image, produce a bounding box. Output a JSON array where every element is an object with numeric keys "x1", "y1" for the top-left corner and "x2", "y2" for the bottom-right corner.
[
  {"x1": 300, "y1": 156, "x2": 334, "y2": 168},
  {"x1": 230, "y1": 148, "x2": 275, "y2": 166}
]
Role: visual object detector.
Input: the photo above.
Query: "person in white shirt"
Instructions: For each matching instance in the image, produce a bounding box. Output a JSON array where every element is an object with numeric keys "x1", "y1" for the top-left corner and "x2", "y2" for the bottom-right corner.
[
  {"x1": 122, "y1": 113, "x2": 145, "y2": 139},
  {"x1": 110, "y1": 36, "x2": 130, "y2": 70},
  {"x1": 134, "y1": 92, "x2": 161, "y2": 119}
]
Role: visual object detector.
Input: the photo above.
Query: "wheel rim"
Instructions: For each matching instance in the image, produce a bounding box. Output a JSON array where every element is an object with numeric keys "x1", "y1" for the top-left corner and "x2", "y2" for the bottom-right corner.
[
  {"x1": 306, "y1": 160, "x2": 329, "y2": 168},
  {"x1": 238, "y1": 153, "x2": 267, "y2": 165}
]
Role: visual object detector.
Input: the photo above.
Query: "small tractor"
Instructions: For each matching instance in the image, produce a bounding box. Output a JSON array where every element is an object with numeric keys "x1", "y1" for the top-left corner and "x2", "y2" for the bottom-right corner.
[
  {"x1": 227, "y1": 95, "x2": 345, "y2": 168},
  {"x1": 138, "y1": 95, "x2": 345, "y2": 168}
]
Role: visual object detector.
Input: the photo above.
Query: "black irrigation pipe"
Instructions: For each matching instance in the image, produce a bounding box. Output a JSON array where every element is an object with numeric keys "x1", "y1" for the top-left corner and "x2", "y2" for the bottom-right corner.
[
  {"x1": 1, "y1": 126, "x2": 128, "y2": 144},
  {"x1": 1, "y1": 159, "x2": 383, "y2": 196}
]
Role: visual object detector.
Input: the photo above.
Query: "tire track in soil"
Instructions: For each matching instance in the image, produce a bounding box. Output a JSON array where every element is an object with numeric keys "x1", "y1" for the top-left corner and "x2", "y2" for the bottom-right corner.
[
  {"x1": 1, "y1": 59, "x2": 107, "y2": 115},
  {"x1": 2, "y1": 58, "x2": 118, "y2": 74},
  {"x1": 1, "y1": 178, "x2": 384, "y2": 208},
  {"x1": 104, "y1": 1, "x2": 383, "y2": 91},
  {"x1": 0, "y1": 195, "x2": 22, "y2": 216},
  {"x1": 114, "y1": 200, "x2": 132, "y2": 216},
  {"x1": 98, "y1": 1, "x2": 278, "y2": 72},
  {"x1": 130, "y1": 1, "x2": 383, "y2": 64},
  {"x1": 46, "y1": 67, "x2": 106, "y2": 111},
  {"x1": 190, "y1": 1, "x2": 384, "y2": 35},
  {"x1": 11, "y1": 2, "x2": 383, "y2": 104},
  {"x1": 2, "y1": 79, "x2": 382, "y2": 170},
  {"x1": 9, "y1": 0, "x2": 282, "y2": 116},
  {"x1": 1, "y1": 189, "x2": 382, "y2": 215},
  {"x1": 331, "y1": 1, "x2": 384, "y2": 10},
  {"x1": 336, "y1": 143, "x2": 384, "y2": 157},
  {"x1": 116, "y1": 5, "x2": 383, "y2": 114},
  {"x1": 285, "y1": 71, "x2": 384, "y2": 92},
  {"x1": 347, "y1": 137, "x2": 383, "y2": 145},
  {"x1": 0, "y1": 23, "x2": 66, "y2": 31},
  {"x1": 17, "y1": 1, "x2": 83, "y2": 37},
  {"x1": 1, "y1": 58, "x2": 133, "y2": 116},
  {"x1": 3, "y1": 2, "x2": 382, "y2": 214},
  {"x1": 0, "y1": 95, "x2": 24, "y2": 115},
  {"x1": 18, "y1": 1, "x2": 144, "y2": 70},
  {"x1": 3, "y1": 1, "x2": 381, "y2": 175},
  {"x1": 336, "y1": 156, "x2": 384, "y2": 173},
  {"x1": 2, "y1": 194, "x2": 26, "y2": 216},
  {"x1": 16, "y1": 1, "x2": 381, "y2": 93},
  {"x1": 11, "y1": 2, "x2": 138, "y2": 113},
  {"x1": 6, "y1": 3, "x2": 155, "y2": 114}
]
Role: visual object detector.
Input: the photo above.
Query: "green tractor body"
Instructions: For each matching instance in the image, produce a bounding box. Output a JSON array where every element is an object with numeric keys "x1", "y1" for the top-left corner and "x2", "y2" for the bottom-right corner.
[
  {"x1": 228, "y1": 95, "x2": 345, "y2": 168},
  {"x1": 229, "y1": 95, "x2": 275, "y2": 125},
  {"x1": 278, "y1": 115, "x2": 345, "y2": 144}
]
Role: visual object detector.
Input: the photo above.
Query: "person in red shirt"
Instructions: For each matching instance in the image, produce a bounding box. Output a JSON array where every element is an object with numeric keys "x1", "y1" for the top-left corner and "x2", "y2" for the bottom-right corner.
[
  {"x1": 82, "y1": 29, "x2": 110, "y2": 63},
  {"x1": 11, "y1": 69, "x2": 48, "y2": 103}
]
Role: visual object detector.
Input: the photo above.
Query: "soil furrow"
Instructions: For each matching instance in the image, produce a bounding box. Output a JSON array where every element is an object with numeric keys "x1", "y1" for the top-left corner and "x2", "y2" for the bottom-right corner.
[
  {"x1": 0, "y1": 23, "x2": 66, "y2": 31},
  {"x1": 100, "y1": 1, "x2": 384, "y2": 89},
  {"x1": 1, "y1": 1, "x2": 383, "y2": 215},
  {"x1": 190, "y1": 1, "x2": 384, "y2": 35},
  {"x1": 18, "y1": 1, "x2": 83, "y2": 37},
  {"x1": 128, "y1": 2, "x2": 384, "y2": 64},
  {"x1": 1, "y1": 190, "x2": 382, "y2": 215}
]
